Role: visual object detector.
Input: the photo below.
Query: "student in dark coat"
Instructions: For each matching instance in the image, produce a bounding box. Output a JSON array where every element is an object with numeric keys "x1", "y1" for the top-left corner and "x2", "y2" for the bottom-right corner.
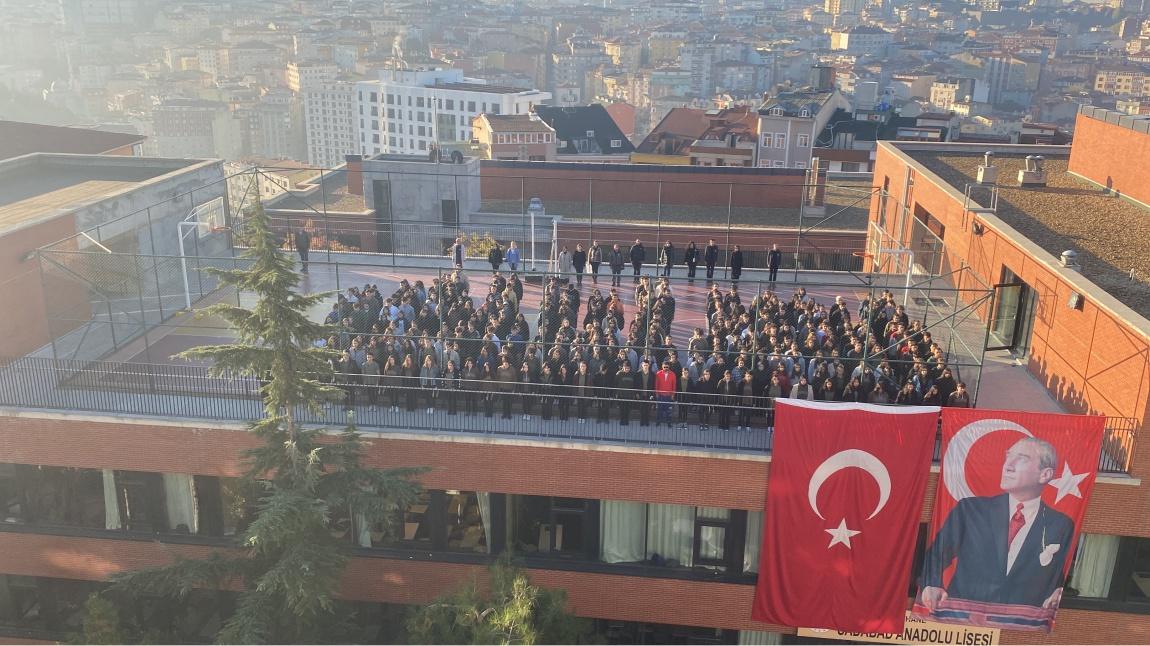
[
  {"x1": 635, "y1": 359, "x2": 656, "y2": 426},
  {"x1": 488, "y1": 243, "x2": 503, "y2": 272},
  {"x1": 767, "y1": 243, "x2": 782, "y2": 283},
  {"x1": 684, "y1": 241, "x2": 699, "y2": 279},
  {"x1": 609, "y1": 244, "x2": 626, "y2": 287},
  {"x1": 295, "y1": 229, "x2": 312, "y2": 273},
  {"x1": 730, "y1": 245, "x2": 744, "y2": 283},
  {"x1": 629, "y1": 239, "x2": 646, "y2": 282},
  {"x1": 704, "y1": 239, "x2": 719, "y2": 280},
  {"x1": 572, "y1": 244, "x2": 588, "y2": 286},
  {"x1": 615, "y1": 362, "x2": 636, "y2": 425}
]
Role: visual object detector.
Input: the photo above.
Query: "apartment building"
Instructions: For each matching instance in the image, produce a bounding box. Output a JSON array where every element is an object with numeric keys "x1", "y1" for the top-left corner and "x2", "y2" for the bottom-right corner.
[
  {"x1": 471, "y1": 113, "x2": 557, "y2": 161},
  {"x1": 756, "y1": 88, "x2": 850, "y2": 168},
  {"x1": 930, "y1": 77, "x2": 977, "y2": 111},
  {"x1": 829, "y1": 25, "x2": 893, "y2": 57},
  {"x1": 355, "y1": 69, "x2": 549, "y2": 156},
  {"x1": 1095, "y1": 66, "x2": 1150, "y2": 97}
]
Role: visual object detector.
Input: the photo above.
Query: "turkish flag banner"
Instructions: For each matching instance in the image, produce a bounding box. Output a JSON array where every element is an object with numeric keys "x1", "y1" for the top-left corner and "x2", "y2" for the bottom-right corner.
[
  {"x1": 913, "y1": 409, "x2": 1106, "y2": 632},
  {"x1": 752, "y1": 399, "x2": 940, "y2": 633}
]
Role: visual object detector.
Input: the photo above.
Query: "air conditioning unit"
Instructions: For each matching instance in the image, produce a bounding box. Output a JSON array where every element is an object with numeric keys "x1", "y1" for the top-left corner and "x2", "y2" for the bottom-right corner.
[
  {"x1": 976, "y1": 151, "x2": 998, "y2": 185},
  {"x1": 1017, "y1": 155, "x2": 1047, "y2": 187}
]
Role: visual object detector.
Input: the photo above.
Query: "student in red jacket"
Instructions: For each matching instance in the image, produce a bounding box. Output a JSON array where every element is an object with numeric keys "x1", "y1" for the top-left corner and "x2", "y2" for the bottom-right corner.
[{"x1": 655, "y1": 361, "x2": 677, "y2": 426}]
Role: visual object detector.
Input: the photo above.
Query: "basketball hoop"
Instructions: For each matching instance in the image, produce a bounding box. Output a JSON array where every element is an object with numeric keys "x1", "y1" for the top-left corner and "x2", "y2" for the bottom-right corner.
[{"x1": 853, "y1": 251, "x2": 875, "y2": 260}]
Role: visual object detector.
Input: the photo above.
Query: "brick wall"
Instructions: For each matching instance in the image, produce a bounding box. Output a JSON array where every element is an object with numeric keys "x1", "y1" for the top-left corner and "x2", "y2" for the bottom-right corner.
[
  {"x1": 479, "y1": 161, "x2": 806, "y2": 209},
  {"x1": 0, "y1": 215, "x2": 83, "y2": 358},
  {"x1": 0, "y1": 414, "x2": 1146, "y2": 535},
  {"x1": 0, "y1": 531, "x2": 1148, "y2": 643},
  {"x1": 1068, "y1": 113, "x2": 1150, "y2": 207}
]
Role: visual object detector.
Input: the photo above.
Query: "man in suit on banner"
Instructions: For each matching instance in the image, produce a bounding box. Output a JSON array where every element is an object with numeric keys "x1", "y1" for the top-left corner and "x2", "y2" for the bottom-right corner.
[{"x1": 919, "y1": 437, "x2": 1074, "y2": 610}]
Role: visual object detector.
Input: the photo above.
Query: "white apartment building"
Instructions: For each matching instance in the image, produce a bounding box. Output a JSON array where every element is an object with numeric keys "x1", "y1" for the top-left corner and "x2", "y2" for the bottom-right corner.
[
  {"x1": 304, "y1": 81, "x2": 358, "y2": 168},
  {"x1": 355, "y1": 69, "x2": 550, "y2": 156}
]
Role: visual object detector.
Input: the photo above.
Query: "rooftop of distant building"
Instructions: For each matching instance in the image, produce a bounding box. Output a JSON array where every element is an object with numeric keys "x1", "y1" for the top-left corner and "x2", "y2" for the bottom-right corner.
[
  {"x1": 431, "y1": 82, "x2": 543, "y2": 95},
  {"x1": 903, "y1": 147, "x2": 1150, "y2": 318},
  {"x1": 0, "y1": 154, "x2": 207, "y2": 235},
  {"x1": 0, "y1": 121, "x2": 145, "y2": 162}
]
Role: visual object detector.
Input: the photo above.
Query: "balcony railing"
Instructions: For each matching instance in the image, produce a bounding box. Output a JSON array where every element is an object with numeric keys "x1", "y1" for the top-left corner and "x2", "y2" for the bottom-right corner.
[{"x1": 0, "y1": 356, "x2": 1137, "y2": 473}]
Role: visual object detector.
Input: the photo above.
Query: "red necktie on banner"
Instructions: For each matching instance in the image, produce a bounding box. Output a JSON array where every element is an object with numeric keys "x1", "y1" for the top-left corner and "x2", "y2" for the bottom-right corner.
[
  {"x1": 752, "y1": 400, "x2": 939, "y2": 633},
  {"x1": 1007, "y1": 504, "x2": 1025, "y2": 547}
]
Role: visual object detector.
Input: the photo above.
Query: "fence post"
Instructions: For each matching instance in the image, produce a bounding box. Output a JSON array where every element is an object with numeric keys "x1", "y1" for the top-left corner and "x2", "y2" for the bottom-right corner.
[
  {"x1": 147, "y1": 206, "x2": 165, "y2": 321},
  {"x1": 319, "y1": 168, "x2": 331, "y2": 265},
  {"x1": 723, "y1": 183, "x2": 733, "y2": 280},
  {"x1": 388, "y1": 171, "x2": 397, "y2": 268},
  {"x1": 588, "y1": 178, "x2": 593, "y2": 245}
]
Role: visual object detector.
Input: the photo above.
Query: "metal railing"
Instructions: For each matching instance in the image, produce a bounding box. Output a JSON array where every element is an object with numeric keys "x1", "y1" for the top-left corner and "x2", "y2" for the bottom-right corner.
[{"x1": 0, "y1": 356, "x2": 1136, "y2": 473}]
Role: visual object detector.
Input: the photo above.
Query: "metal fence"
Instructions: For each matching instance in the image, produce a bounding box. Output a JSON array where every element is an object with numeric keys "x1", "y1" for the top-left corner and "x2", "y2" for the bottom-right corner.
[{"x1": 0, "y1": 356, "x2": 1136, "y2": 474}]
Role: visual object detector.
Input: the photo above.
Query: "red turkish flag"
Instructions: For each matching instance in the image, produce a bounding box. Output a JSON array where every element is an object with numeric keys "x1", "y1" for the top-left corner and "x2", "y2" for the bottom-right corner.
[
  {"x1": 913, "y1": 409, "x2": 1106, "y2": 632},
  {"x1": 752, "y1": 399, "x2": 939, "y2": 633}
]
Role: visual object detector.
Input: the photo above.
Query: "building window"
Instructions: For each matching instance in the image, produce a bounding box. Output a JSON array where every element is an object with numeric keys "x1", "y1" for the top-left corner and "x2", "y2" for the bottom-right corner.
[
  {"x1": 795, "y1": 161, "x2": 807, "y2": 169},
  {"x1": 496, "y1": 134, "x2": 506, "y2": 144},
  {"x1": 599, "y1": 500, "x2": 745, "y2": 572},
  {"x1": 370, "y1": 92, "x2": 378, "y2": 103},
  {"x1": 372, "y1": 134, "x2": 380, "y2": 143},
  {"x1": 761, "y1": 134, "x2": 772, "y2": 147},
  {"x1": 371, "y1": 120, "x2": 379, "y2": 131},
  {"x1": 490, "y1": 105, "x2": 500, "y2": 115},
  {"x1": 418, "y1": 126, "x2": 426, "y2": 136},
  {"x1": 775, "y1": 134, "x2": 786, "y2": 148},
  {"x1": 611, "y1": 139, "x2": 622, "y2": 148},
  {"x1": 389, "y1": 136, "x2": 396, "y2": 146},
  {"x1": 586, "y1": 130, "x2": 595, "y2": 137},
  {"x1": 800, "y1": 109, "x2": 810, "y2": 117},
  {"x1": 773, "y1": 160, "x2": 785, "y2": 167},
  {"x1": 770, "y1": 107, "x2": 783, "y2": 115},
  {"x1": 797, "y1": 134, "x2": 810, "y2": 147},
  {"x1": 511, "y1": 495, "x2": 597, "y2": 560},
  {"x1": 419, "y1": 141, "x2": 426, "y2": 150},
  {"x1": 468, "y1": 101, "x2": 476, "y2": 112},
  {"x1": 416, "y1": 97, "x2": 424, "y2": 108},
  {"x1": 446, "y1": 99, "x2": 455, "y2": 110}
]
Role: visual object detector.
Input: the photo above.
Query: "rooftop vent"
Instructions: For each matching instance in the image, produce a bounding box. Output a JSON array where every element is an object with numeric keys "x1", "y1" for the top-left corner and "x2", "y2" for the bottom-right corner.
[
  {"x1": 976, "y1": 151, "x2": 998, "y2": 185},
  {"x1": 1061, "y1": 249, "x2": 1080, "y2": 271},
  {"x1": 1018, "y1": 154, "x2": 1047, "y2": 187}
]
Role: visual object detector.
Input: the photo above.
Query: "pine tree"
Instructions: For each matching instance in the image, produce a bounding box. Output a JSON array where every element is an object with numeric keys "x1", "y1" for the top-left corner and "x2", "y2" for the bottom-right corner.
[
  {"x1": 102, "y1": 200, "x2": 424, "y2": 643},
  {"x1": 406, "y1": 556, "x2": 598, "y2": 645}
]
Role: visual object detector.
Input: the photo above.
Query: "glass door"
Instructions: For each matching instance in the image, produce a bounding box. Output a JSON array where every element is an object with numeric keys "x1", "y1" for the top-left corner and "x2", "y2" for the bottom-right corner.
[{"x1": 988, "y1": 282, "x2": 1023, "y2": 350}]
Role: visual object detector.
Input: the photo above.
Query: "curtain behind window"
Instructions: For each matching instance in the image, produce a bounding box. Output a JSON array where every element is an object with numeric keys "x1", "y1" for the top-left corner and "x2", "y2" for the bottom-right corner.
[
  {"x1": 102, "y1": 469, "x2": 121, "y2": 531},
  {"x1": 600, "y1": 500, "x2": 646, "y2": 563},
  {"x1": 738, "y1": 629, "x2": 782, "y2": 645},
  {"x1": 477, "y1": 492, "x2": 492, "y2": 554},
  {"x1": 1069, "y1": 533, "x2": 1120, "y2": 598},
  {"x1": 744, "y1": 510, "x2": 763, "y2": 573},
  {"x1": 162, "y1": 473, "x2": 198, "y2": 534},
  {"x1": 646, "y1": 503, "x2": 694, "y2": 567}
]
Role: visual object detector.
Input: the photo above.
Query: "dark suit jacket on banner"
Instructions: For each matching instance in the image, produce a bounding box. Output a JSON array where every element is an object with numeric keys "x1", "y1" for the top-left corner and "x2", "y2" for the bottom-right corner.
[{"x1": 920, "y1": 493, "x2": 1074, "y2": 607}]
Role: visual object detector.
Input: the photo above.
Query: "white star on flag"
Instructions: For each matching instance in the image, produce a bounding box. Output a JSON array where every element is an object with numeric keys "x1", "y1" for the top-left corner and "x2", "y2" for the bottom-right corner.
[
  {"x1": 1047, "y1": 462, "x2": 1090, "y2": 503},
  {"x1": 825, "y1": 518, "x2": 862, "y2": 549}
]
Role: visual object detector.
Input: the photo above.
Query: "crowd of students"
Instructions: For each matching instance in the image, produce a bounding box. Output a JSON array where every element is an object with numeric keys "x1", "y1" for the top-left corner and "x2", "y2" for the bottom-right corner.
[{"x1": 315, "y1": 263, "x2": 972, "y2": 432}]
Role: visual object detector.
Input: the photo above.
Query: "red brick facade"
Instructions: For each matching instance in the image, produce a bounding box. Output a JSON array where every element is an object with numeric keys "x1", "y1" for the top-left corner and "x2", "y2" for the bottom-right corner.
[
  {"x1": 871, "y1": 144, "x2": 1150, "y2": 489},
  {"x1": 1068, "y1": 113, "x2": 1150, "y2": 207},
  {"x1": 480, "y1": 161, "x2": 806, "y2": 209}
]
